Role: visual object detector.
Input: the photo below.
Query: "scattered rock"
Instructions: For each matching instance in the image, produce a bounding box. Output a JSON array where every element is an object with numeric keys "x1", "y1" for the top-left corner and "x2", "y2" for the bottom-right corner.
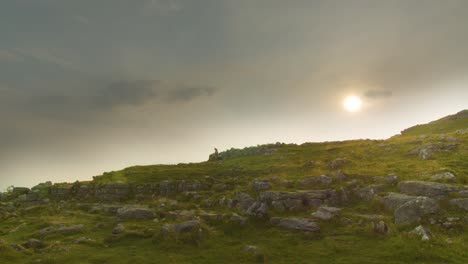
[
  {"x1": 373, "y1": 221, "x2": 389, "y2": 235},
  {"x1": 398, "y1": 181, "x2": 460, "y2": 199},
  {"x1": 394, "y1": 197, "x2": 440, "y2": 225},
  {"x1": 382, "y1": 192, "x2": 417, "y2": 211},
  {"x1": 410, "y1": 225, "x2": 432, "y2": 241},
  {"x1": 251, "y1": 180, "x2": 272, "y2": 192},
  {"x1": 298, "y1": 175, "x2": 332, "y2": 186},
  {"x1": 165, "y1": 210, "x2": 196, "y2": 220},
  {"x1": 449, "y1": 198, "x2": 468, "y2": 211},
  {"x1": 385, "y1": 174, "x2": 399, "y2": 185},
  {"x1": 117, "y1": 207, "x2": 154, "y2": 219},
  {"x1": 430, "y1": 172, "x2": 456, "y2": 182},
  {"x1": 328, "y1": 158, "x2": 348, "y2": 169},
  {"x1": 23, "y1": 239, "x2": 46, "y2": 249},
  {"x1": 311, "y1": 206, "x2": 341, "y2": 220},
  {"x1": 246, "y1": 202, "x2": 269, "y2": 218},
  {"x1": 354, "y1": 184, "x2": 385, "y2": 200},
  {"x1": 162, "y1": 220, "x2": 200, "y2": 234},
  {"x1": 270, "y1": 217, "x2": 320, "y2": 232},
  {"x1": 408, "y1": 143, "x2": 457, "y2": 160},
  {"x1": 112, "y1": 223, "x2": 125, "y2": 235},
  {"x1": 232, "y1": 193, "x2": 255, "y2": 212},
  {"x1": 242, "y1": 245, "x2": 258, "y2": 251},
  {"x1": 10, "y1": 244, "x2": 26, "y2": 251},
  {"x1": 74, "y1": 237, "x2": 94, "y2": 244}
]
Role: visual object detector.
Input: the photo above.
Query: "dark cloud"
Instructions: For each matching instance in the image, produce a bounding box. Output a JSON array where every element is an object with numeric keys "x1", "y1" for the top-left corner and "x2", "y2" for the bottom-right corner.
[
  {"x1": 95, "y1": 80, "x2": 160, "y2": 108},
  {"x1": 167, "y1": 86, "x2": 216, "y2": 102},
  {"x1": 364, "y1": 90, "x2": 393, "y2": 99}
]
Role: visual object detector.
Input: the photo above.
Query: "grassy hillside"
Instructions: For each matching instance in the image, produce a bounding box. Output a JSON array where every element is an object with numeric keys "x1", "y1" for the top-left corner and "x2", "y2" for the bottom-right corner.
[{"x1": 1, "y1": 110, "x2": 467, "y2": 264}]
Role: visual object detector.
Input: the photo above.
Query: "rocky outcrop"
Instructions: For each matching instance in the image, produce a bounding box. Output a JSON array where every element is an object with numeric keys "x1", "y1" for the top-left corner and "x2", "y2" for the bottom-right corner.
[
  {"x1": 39, "y1": 224, "x2": 84, "y2": 236},
  {"x1": 354, "y1": 184, "x2": 385, "y2": 200},
  {"x1": 270, "y1": 217, "x2": 320, "y2": 232},
  {"x1": 410, "y1": 225, "x2": 432, "y2": 241},
  {"x1": 117, "y1": 207, "x2": 154, "y2": 219},
  {"x1": 232, "y1": 192, "x2": 255, "y2": 212},
  {"x1": 449, "y1": 198, "x2": 468, "y2": 211},
  {"x1": 382, "y1": 192, "x2": 418, "y2": 211},
  {"x1": 162, "y1": 220, "x2": 200, "y2": 234},
  {"x1": 251, "y1": 180, "x2": 272, "y2": 192},
  {"x1": 259, "y1": 190, "x2": 338, "y2": 212},
  {"x1": 430, "y1": 172, "x2": 456, "y2": 182},
  {"x1": 398, "y1": 181, "x2": 460, "y2": 198},
  {"x1": 311, "y1": 206, "x2": 341, "y2": 220},
  {"x1": 394, "y1": 197, "x2": 440, "y2": 225},
  {"x1": 408, "y1": 143, "x2": 457, "y2": 160},
  {"x1": 95, "y1": 182, "x2": 131, "y2": 202}
]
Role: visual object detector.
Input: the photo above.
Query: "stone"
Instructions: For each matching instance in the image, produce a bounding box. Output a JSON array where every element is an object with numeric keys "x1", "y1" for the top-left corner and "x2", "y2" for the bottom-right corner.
[
  {"x1": 449, "y1": 198, "x2": 468, "y2": 211},
  {"x1": 430, "y1": 172, "x2": 456, "y2": 182},
  {"x1": 162, "y1": 220, "x2": 200, "y2": 234},
  {"x1": 458, "y1": 190, "x2": 468, "y2": 197},
  {"x1": 112, "y1": 223, "x2": 125, "y2": 235},
  {"x1": 165, "y1": 210, "x2": 196, "y2": 220},
  {"x1": 270, "y1": 217, "x2": 320, "y2": 232},
  {"x1": 354, "y1": 184, "x2": 385, "y2": 200},
  {"x1": 39, "y1": 224, "x2": 84, "y2": 236},
  {"x1": 373, "y1": 221, "x2": 389, "y2": 235},
  {"x1": 23, "y1": 239, "x2": 46, "y2": 249},
  {"x1": 251, "y1": 180, "x2": 272, "y2": 192},
  {"x1": 331, "y1": 170, "x2": 347, "y2": 181},
  {"x1": 297, "y1": 175, "x2": 332, "y2": 187},
  {"x1": 232, "y1": 192, "x2": 255, "y2": 212},
  {"x1": 230, "y1": 213, "x2": 247, "y2": 225},
  {"x1": 381, "y1": 192, "x2": 417, "y2": 211},
  {"x1": 328, "y1": 158, "x2": 348, "y2": 169},
  {"x1": 73, "y1": 237, "x2": 94, "y2": 244},
  {"x1": 311, "y1": 206, "x2": 341, "y2": 220},
  {"x1": 410, "y1": 225, "x2": 432, "y2": 241},
  {"x1": 243, "y1": 245, "x2": 258, "y2": 251},
  {"x1": 246, "y1": 202, "x2": 268, "y2": 218},
  {"x1": 94, "y1": 182, "x2": 130, "y2": 202},
  {"x1": 394, "y1": 197, "x2": 440, "y2": 225},
  {"x1": 398, "y1": 181, "x2": 460, "y2": 198},
  {"x1": 212, "y1": 183, "x2": 230, "y2": 191},
  {"x1": 408, "y1": 143, "x2": 457, "y2": 160},
  {"x1": 260, "y1": 190, "x2": 338, "y2": 212},
  {"x1": 385, "y1": 174, "x2": 399, "y2": 185},
  {"x1": 117, "y1": 207, "x2": 155, "y2": 219}
]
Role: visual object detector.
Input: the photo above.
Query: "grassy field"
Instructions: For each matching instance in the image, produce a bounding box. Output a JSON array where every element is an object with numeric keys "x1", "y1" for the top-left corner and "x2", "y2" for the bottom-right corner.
[{"x1": 1, "y1": 110, "x2": 467, "y2": 263}]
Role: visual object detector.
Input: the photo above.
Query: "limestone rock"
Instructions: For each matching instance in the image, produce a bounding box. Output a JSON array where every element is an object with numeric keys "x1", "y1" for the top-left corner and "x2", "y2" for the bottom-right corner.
[
  {"x1": 373, "y1": 221, "x2": 389, "y2": 235},
  {"x1": 246, "y1": 202, "x2": 268, "y2": 218},
  {"x1": 232, "y1": 192, "x2": 255, "y2": 212},
  {"x1": 251, "y1": 180, "x2": 272, "y2": 192},
  {"x1": 39, "y1": 224, "x2": 84, "y2": 236},
  {"x1": 162, "y1": 220, "x2": 200, "y2": 234},
  {"x1": 394, "y1": 197, "x2": 440, "y2": 225},
  {"x1": 270, "y1": 217, "x2": 320, "y2": 232},
  {"x1": 410, "y1": 225, "x2": 432, "y2": 241},
  {"x1": 112, "y1": 223, "x2": 125, "y2": 235},
  {"x1": 408, "y1": 143, "x2": 457, "y2": 160},
  {"x1": 430, "y1": 172, "x2": 456, "y2": 182},
  {"x1": 449, "y1": 198, "x2": 468, "y2": 211},
  {"x1": 398, "y1": 181, "x2": 460, "y2": 198},
  {"x1": 382, "y1": 192, "x2": 417, "y2": 211},
  {"x1": 22, "y1": 239, "x2": 46, "y2": 249},
  {"x1": 311, "y1": 206, "x2": 341, "y2": 221},
  {"x1": 117, "y1": 207, "x2": 154, "y2": 219},
  {"x1": 230, "y1": 213, "x2": 247, "y2": 225},
  {"x1": 354, "y1": 184, "x2": 385, "y2": 200}
]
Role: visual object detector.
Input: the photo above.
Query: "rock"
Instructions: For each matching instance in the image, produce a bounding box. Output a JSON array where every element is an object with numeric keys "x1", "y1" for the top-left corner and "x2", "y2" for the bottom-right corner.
[
  {"x1": 232, "y1": 192, "x2": 255, "y2": 212},
  {"x1": 243, "y1": 245, "x2": 258, "y2": 251},
  {"x1": 398, "y1": 181, "x2": 460, "y2": 198},
  {"x1": 381, "y1": 192, "x2": 417, "y2": 211},
  {"x1": 410, "y1": 225, "x2": 432, "y2": 241},
  {"x1": 117, "y1": 207, "x2": 155, "y2": 219},
  {"x1": 212, "y1": 183, "x2": 230, "y2": 191},
  {"x1": 311, "y1": 206, "x2": 341, "y2": 220},
  {"x1": 251, "y1": 180, "x2": 272, "y2": 192},
  {"x1": 394, "y1": 197, "x2": 440, "y2": 225},
  {"x1": 199, "y1": 212, "x2": 225, "y2": 222},
  {"x1": 297, "y1": 175, "x2": 332, "y2": 187},
  {"x1": 458, "y1": 190, "x2": 468, "y2": 197},
  {"x1": 430, "y1": 172, "x2": 456, "y2": 182},
  {"x1": 73, "y1": 237, "x2": 94, "y2": 244},
  {"x1": 94, "y1": 182, "x2": 130, "y2": 202},
  {"x1": 354, "y1": 184, "x2": 385, "y2": 200},
  {"x1": 112, "y1": 223, "x2": 125, "y2": 235},
  {"x1": 39, "y1": 224, "x2": 84, "y2": 236},
  {"x1": 246, "y1": 202, "x2": 268, "y2": 218},
  {"x1": 449, "y1": 198, "x2": 468, "y2": 211},
  {"x1": 260, "y1": 190, "x2": 338, "y2": 212},
  {"x1": 270, "y1": 217, "x2": 320, "y2": 232},
  {"x1": 165, "y1": 210, "x2": 196, "y2": 220},
  {"x1": 10, "y1": 244, "x2": 26, "y2": 251},
  {"x1": 90, "y1": 204, "x2": 124, "y2": 214},
  {"x1": 408, "y1": 143, "x2": 457, "y2": 160},
  {"x1": 23, "y1": 239, "x2": 46, "y2": 249},
  {"x1": 328, "y1": 158, "x2": 348, "y2": 169},
  {"x1": 373, "y1": 221, "x2": 389, "y2": 235},
  {"x1": 230, "y1": 213, "x2": 247, "y2": 225},
  {"x1": 385, "y1": 174, "x2": 399, "y2": 185},
  {"x1": 331, "y1": 170, "x2": 347, "y2": 181},
  {"x1": 162, "y1": 220, "x2": 200, "y2": 234}
]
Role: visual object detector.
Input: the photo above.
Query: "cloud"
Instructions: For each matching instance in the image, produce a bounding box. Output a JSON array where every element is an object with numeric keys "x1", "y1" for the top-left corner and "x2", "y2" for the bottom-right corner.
[
  {"x1": 0, "y1": 50, "x2": 21, "y2": 62},
  {"x1": 167, "y1": 86, "x2": 216, "y2": 102},
  {"x1": 364, "y1": 90, "x2": 393, "y2": 99},
  {"x1": 95, "y1": 80, "x2": 160, "y2": 108}
]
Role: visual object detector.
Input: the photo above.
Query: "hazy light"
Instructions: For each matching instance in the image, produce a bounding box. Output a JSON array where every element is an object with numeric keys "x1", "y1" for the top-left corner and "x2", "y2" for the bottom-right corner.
[{"x1": 343, "y1": 96, "x2": 362, "y2": 112}]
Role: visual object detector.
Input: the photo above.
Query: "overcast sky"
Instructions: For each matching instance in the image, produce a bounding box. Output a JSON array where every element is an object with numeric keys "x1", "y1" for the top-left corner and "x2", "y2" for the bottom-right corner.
[{"x1": 1, "y1": 0, "x2": 468, "y2": 189}]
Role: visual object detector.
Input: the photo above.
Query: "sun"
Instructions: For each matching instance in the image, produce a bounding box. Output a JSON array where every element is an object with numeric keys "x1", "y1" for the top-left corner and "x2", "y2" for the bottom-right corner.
[{"x1": 343, "y1": 95, "x2": 362, "y2": 112}]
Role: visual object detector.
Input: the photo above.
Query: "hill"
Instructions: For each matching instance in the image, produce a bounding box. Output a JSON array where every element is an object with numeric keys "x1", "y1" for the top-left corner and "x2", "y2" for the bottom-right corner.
[{"x1": 0, "y1": 110, "x2": 467, "y2": 263}]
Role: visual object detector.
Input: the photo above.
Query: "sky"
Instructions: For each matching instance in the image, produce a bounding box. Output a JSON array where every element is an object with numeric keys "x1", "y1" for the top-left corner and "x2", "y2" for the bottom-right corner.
[{"x1": 1, "y1": 0, "x2": 468, "y2": 189}]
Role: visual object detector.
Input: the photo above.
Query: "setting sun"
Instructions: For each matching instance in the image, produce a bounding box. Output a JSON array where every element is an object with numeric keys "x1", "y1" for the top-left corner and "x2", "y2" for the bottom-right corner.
[{"x1": 343, "y1": 95, "x2": 362, "y2": 112}]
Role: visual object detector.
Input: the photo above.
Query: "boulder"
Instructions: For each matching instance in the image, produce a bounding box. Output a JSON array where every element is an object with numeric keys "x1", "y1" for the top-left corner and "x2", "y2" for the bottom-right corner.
[
  {"x1": 22, "y1": 239, "x2": 46, "y2": 249},
  {"x1": 162, "y1": 220, "x2": 200, "y2": 234},
  {"x1": 311, "y1": 206, "x2": 341, "y2": 221},
  {"x1": 297, "y1": 175, "x2": 332, "y2": 187},
  {"x1": 251, "y1": 180, "x2": 272, "y2": 192},
  {"x1": 246, "y1": 202, "x2": 268, "y2": 218},
  {"x1": 398, "y1": 181, "x2": 460, "y2": 198},
  {"x1": 381, "y1": 192, "x2": 417, "y2": 211},
  {"x1": 230, "y1": 213, "x2": 247, "y2": 225},
  {"x1": 385, "y1": 174, "x2": 399, "y2": 185},
  {"x1": 260, "y1": 190, "x2": 338, "y2": 212},
  {"x1": 354, "y1": 184, "x2": 385, "y2": 200},
  {"x1": 394, "y1": 197, "x2": 440, "y2": 225},
  {"x1": 117, "y1": 207, "x2": 154, "y2": 219},
  {"x1": 408, "y1": 143, "x2": 457, "y2": 160},
  {"x1": 449, "y1": 198, "x2": 468, "y2": 211},
  {"x1": 270, "y1": 217, "x2": 320, "y2": 232},
  {"x1": 410, "y1": 225, "x2": 432, "y2": 241},
  {"x1": 373, "y1": 221, "x2": 389, "y2": 235},
  {"x1": 112, "y1": 223, "x2": 125, "y2": 235},
  {"x1": 95, "y1": 182, "x2": 130, "y2": 202},
  {"x1": 232, "y1": 192, "x2": 255, "y2": 212},
  {"x1": 430, "y1": 172, "x2": 456, "y2": 182}
]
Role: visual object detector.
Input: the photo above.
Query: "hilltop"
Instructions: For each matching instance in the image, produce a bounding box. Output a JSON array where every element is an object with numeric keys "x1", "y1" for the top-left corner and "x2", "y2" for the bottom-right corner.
[{"x1": 0, "y1": 110, "x2": 467, "y2": 263}]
